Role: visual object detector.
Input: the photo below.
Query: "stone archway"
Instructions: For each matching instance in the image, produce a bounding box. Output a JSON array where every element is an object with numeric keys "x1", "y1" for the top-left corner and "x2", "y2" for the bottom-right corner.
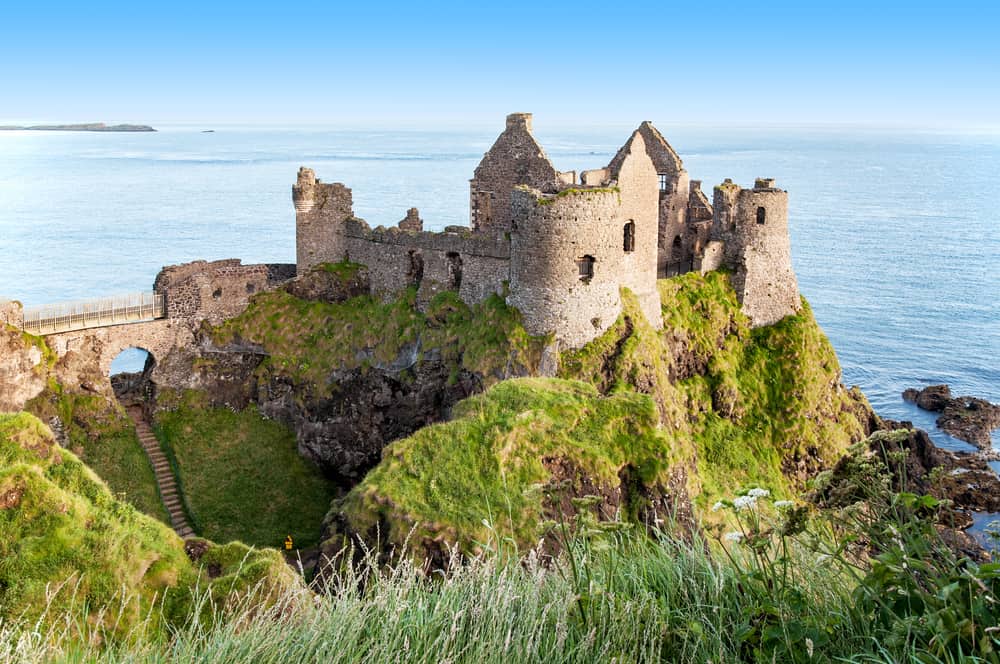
[{"x1": 109, "y1": 346, "x2": 156, "y2": 406}]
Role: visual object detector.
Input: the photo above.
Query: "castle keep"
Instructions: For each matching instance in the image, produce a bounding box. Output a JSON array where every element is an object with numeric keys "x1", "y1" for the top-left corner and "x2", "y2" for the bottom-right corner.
[{"x1": 294, "y1": 113, "x2": 800, "y2": 347}]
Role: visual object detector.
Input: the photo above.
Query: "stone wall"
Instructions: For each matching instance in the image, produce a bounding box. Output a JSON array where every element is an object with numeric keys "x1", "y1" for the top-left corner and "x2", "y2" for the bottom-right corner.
[
  {"x1": 153, "y1": 259, "x2": 295, "y2": 324},
  {"x1": 607, "y1": 132, "x2": 663, "y2": 329},
  {"x1": 339, "y1": 219, "x2": 510, "y2": 306},
  {"x1": 469, "y1": 113, "x2": 560, "y2": 235},
  {"x1": 711, "y1": 178, "x2": 800, "y2": 327}
]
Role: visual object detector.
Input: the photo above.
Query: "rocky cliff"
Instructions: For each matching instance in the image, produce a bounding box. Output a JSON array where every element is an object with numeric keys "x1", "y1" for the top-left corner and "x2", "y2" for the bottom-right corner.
[{"x1": 150, "y1": 263, "x2": 874, "y2": 563}]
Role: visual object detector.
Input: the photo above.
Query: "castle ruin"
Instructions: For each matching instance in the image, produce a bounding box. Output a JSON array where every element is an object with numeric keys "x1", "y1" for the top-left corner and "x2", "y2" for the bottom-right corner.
[{"x1": 295, "y1": 113, "x2": 800, "y2": 348}]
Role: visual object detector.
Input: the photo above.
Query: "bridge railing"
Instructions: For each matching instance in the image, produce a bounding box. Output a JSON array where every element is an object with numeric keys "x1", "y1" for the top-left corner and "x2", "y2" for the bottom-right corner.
[{"x1": 21, "y1": 292, "x2": 166, "y2": 335}]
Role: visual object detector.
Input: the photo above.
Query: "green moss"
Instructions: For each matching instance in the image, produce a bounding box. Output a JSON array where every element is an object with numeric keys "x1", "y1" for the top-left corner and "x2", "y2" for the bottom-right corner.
[
  {"x1": 211, "y1": 276, "x2": 548, "y2": 397},
  {"x1": 155, "y1": 391, "x2": 335, "y2": 548},
  {"x1": 316, "y1": 259, "x2": 365, "y2": 282},
  {"x1": 537, "y1": 186, "x2": 621, "y2": 206},
  {"x1": 334, "y1": 378, "x2": 674, "y2": 555}
]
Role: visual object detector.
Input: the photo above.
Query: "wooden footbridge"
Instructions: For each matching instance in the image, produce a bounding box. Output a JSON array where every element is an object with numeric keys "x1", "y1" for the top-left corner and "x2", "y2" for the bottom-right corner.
[{"x1": 19, "y1": 292, "x2": 166, "y2": 335}]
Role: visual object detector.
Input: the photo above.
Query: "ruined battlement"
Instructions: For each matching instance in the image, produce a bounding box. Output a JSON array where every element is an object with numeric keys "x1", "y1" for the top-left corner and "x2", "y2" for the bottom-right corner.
[
  {"x1": 294, "y1": 114, "x2": 800, "y2": 347},
  {"x1": 153, "y1": 259, "x2": 296, "y2": 323}
]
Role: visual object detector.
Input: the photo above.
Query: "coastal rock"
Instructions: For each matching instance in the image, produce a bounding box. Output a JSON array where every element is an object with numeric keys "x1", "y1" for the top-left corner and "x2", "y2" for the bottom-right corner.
[
  {"x1": 0, "y1": 326, "x2": 47, "y2": 411},
  {"x1": 902, "y1": 384, "x2": 951, "y2": 411},
  {"x1": 903, "y1": 384, "x2": 1000, "y2": 449},
  {"x1": 258, "y1": 356, "x2": 482, "y2": 484},
  {"x1": 875, "y1": 420, "x2": 1000, "y2": 513}
]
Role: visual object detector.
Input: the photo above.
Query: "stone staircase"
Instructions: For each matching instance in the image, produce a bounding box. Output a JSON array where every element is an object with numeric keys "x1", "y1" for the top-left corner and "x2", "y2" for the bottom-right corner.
[{"x1": 127, "y1": 407, "x2": 195, "y2": 539}]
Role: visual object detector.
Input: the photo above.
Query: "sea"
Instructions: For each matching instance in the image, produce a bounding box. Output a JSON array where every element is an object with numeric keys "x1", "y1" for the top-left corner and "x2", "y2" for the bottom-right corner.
[{"x1": 1, "y1": 124, "x2": 997, "y2": 534}]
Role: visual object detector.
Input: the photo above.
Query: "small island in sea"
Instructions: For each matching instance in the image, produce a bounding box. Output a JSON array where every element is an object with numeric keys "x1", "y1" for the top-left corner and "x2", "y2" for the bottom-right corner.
[{"x1": 0, "y1": 122, "x2": 155, "y2": 132}]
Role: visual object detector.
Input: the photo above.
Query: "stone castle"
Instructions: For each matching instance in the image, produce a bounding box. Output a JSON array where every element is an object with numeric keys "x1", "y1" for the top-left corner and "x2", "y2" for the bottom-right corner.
[{"x1": 294, "y1": 113, "x2": 800, "y2": 348}]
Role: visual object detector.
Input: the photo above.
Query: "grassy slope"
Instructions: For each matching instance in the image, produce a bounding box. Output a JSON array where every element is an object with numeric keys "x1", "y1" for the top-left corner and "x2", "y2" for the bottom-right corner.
[
  {"x1": 155, "y1": 391, "x2": 335, "y2": 548},
  {"x1": 0, "y1": 413, "x2": 299, "y2": 642},
  {"x1": 26, "y1": 385, "x2": 168, "y2": 523},
  {"x1": 3, "y1": 323, "x2": 168, "y2": 523},
  {"x1": 562, "y1": 271, "x2": 868, "y2": 504},
  {"x1": 210, "y1": 274, "x2": 548, "y2": 396}
]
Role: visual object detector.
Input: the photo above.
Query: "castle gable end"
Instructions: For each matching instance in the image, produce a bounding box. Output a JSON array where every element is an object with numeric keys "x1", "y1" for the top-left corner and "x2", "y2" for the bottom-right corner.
[{"x1": 469, "y1": 113, "x2": 559, "y2": 234}]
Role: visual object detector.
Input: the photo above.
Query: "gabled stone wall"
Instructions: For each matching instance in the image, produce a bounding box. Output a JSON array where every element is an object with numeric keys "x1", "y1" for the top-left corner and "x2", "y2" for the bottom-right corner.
[{"x1": 468, "y1": 113, "x2": 560, "y2": 234}]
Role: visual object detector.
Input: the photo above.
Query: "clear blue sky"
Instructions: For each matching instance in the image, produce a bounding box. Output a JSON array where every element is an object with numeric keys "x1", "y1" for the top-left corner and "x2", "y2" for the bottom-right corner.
[{"x1": 2, "y1": 1, "x2": 997, "y2": 128}]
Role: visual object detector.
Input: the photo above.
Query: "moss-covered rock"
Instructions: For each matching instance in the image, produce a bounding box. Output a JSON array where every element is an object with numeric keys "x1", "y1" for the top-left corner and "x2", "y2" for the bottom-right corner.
[
  {"x1": 199, "y1": 266, "x2": 549, "y2": 482},
  {"x1": 319, "y1": 271, "x2": 874, "y2": 560},
  {"x1": 322, "y1": 378, "x2": 682, "y2": 564}
]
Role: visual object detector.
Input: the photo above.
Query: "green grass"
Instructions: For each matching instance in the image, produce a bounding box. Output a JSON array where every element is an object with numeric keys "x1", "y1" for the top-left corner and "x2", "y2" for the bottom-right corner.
[
  {"x1": 155, "y1": 391, "x2": 335, "y2": 548},
  {"x1": 25, "y1": 386, "x2": 168, "y2": 523},
  {"x1": 0, "y1": 528, "x2": 898, "y2": 664},
  {"x1": 210, "y1": 269, "x2": 548, "y2": 397},
  {"x1": 0, "y1": 412, "x2": 301, "y2": 643}
]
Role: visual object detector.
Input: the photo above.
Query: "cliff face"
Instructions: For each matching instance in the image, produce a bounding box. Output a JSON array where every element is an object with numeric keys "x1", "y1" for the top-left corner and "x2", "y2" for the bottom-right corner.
[
  {"x1": 161, "y1": 263, "x2": 547, "y2": 485},
  {"x1": 156, "y1": 263, "x2": 873, "y2": 563},
  {"x1": 0, "y1": 326, "x2": 49, "y2": 411}
]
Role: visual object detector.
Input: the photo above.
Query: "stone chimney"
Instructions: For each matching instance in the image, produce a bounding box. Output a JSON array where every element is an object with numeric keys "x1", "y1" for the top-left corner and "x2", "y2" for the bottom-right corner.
[{"x1": 506, "y1": 113, "x2": 533, "y2": 132}]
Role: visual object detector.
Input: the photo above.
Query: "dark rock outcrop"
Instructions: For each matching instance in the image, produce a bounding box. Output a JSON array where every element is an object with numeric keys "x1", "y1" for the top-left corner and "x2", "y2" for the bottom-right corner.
[
  {"x1": 258, "y1": 357, "x2": 482, "y2": 485},
  {"x1": 903, "y1": 384, "x2": 1000, "y2": 449},
  {"x1": 874, "y1": 421, "x2": 1000, "y2": 513}
]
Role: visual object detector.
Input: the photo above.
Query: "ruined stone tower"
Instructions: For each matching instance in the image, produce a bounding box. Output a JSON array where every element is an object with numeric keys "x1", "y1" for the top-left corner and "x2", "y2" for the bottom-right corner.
[
  {"x1": 292, "y1": 113, "x2": 801, "y2": 350},
  {"x1": 710, "y1": 178, "x2": 800, "y2": 326},
  {"x1": 293, "y1": 167, "x2": 353, "y2": 271}
]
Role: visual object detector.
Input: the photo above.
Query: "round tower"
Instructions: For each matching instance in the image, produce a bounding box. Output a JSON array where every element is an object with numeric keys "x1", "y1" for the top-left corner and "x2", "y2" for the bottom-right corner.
[{"x1": 507, "y1": 187, "x2": 625, "y2": 348}]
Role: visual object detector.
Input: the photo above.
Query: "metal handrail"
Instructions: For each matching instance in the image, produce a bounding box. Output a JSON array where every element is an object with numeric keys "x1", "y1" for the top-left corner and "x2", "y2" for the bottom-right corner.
[{"x1": 21, "y1": 292, "x2": 165, "y2": 335}]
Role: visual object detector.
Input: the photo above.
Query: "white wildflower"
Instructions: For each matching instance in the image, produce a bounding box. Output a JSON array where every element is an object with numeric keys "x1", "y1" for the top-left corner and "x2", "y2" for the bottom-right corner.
[
  {"x1": 805, "y1": 637, "x2": 814, "y2": 658},
  {"x1": 733, "y1": 495, "x2": 758, "y2": 511},
  {"x1": 747, "y1": 487, "x2": 770, "y2": 498},
  {"x1": 711, "y1": 501, "x2": 725, "y2": 512},
  {"x1": 773, "y1": 500, "x2": 794, "y2": 509},
  {"x1": 723, "y1": 531, "x2": 744, "y2": 543}
]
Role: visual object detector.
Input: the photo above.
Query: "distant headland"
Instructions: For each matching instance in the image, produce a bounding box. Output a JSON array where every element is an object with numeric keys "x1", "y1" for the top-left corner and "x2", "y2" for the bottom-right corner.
[{"x1": 0, "y1": 122, "x2": 155, "y2": 132}]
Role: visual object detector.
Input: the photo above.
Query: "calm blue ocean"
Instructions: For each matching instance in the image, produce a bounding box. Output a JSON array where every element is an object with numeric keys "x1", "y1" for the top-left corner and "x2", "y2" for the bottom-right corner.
[{"x1": 1, "y1": 125, "x2": 997, "y2": 456}]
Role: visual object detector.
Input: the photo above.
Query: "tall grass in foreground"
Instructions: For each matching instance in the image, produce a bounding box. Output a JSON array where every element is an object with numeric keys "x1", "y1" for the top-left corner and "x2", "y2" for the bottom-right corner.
[{"x1": 2, "y1": 529, "x2": 887, "y2": 664}]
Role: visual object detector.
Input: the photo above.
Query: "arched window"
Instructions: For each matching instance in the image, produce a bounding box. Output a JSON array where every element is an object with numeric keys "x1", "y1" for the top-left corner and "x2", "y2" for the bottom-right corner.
[
  {"x1": 576, "y1": 255, "x2": 595, "y2": 283},
  {"x1": 446, "y1": 251, "x2": 463, "y2": 290},
  {"x1": 623, "y1": 221, "x2": 635, "y2": 253},
  {"x1": 756, "y1": 206, "x2": 766, "y2": 225},
  {"x1": 671, "y1": 235, "x2": 683, "y2": 262}
]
